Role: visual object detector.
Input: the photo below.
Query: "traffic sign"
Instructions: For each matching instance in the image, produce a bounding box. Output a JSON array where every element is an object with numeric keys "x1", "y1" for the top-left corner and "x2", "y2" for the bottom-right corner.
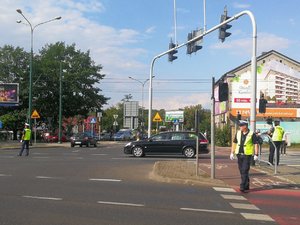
[
  {"x1": 113, "y1": 121, "x2": 118, "y2": 126},
  {"x1": 113, "y1": 114, "x2": 118, "y2": 119},
  {"x1": 153, "y1": 112, "x2": 162, "y2": 122},
  {"x1": 90, "y1": 118, "x2": 97, "y2": 124},
  {"x1": 31, "y1": 110, "x2": 40, "y2": 119}
]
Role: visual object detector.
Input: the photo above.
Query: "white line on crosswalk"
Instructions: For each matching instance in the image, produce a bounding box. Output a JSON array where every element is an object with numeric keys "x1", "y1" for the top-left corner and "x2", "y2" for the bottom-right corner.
[
  {"x1": 230, "y1": 203, "x2": 260, "y2": 210},
  {"x1": 241, "y1": 213, "x2": 274, "y2": 221},
  {"x1": 221, "y1": 194, "x2": 247, "y2": 200},
  {"x1": 213, "y1": 187, "x2": 236, "y2": 193},
  {"x1": 89, "y1": 178, "x2": 122, "y2": 182}
]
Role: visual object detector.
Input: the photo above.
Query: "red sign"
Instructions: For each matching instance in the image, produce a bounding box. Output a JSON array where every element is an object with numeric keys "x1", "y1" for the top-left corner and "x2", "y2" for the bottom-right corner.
[{"x1": 234, "y1": 98, "x2": 251, "y2": 103}]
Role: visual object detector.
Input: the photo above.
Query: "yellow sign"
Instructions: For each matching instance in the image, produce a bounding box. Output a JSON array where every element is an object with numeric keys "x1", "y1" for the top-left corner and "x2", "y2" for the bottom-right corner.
[
  {"x1": 153, "y1": 112, "x2": 162, "y2": 122},
  {"x1": 31, "y1": 110, "x2": 40, "y2": 119}
]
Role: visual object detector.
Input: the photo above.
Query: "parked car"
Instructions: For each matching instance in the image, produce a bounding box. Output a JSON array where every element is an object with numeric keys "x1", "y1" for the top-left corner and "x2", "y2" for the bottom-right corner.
[
  {"x1": 100, "y1": 132, "x2": 112, "y2": 141},
  {"x1": 43, "y1": 132, "x2": 67, "y2": 143},
  {"x1": 70, "y1": 133, "x2": 97, "y2": 147},
  {"x1": 113, "y1": 129, "x2": 133, "y2": 141},
  {"x1": 124, "y1": 131, "x2": 209, "y2": 158}
]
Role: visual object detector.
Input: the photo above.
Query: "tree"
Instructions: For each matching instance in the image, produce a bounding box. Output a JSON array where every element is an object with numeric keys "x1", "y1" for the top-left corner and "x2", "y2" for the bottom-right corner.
[
  {"x1": 32, "y1": 42, "x2": 108, "y2": 130},
  {"x1": 183, "y1": 104, "x2": 210, "y2": 133},
  {"x1": 101, "y1": 103, "x2": 124, "y2": 131}
]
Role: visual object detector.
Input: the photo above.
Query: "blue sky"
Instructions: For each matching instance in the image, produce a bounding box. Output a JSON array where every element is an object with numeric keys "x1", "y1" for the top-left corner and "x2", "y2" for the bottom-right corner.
[{"x1": 1, "y1": 0, "x2": 299, "y2": 110}]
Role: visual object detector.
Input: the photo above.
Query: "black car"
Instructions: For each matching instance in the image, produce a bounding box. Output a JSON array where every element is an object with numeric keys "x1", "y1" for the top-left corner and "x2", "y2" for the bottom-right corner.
[
  {"x1": 70, "y1": 133, "x2": 98, "y2": 147},
  {"x1": 124, "y1": 131, "x2": 209, "y2": 158}
]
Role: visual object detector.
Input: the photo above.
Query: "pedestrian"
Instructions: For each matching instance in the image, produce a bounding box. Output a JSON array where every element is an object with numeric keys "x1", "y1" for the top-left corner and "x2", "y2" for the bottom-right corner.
[
  {"x1": 230, "y1": 120, "x2": 259, "y2": 193},
  {"x1": 269, "y1": 120, "x2": 284, "y2": 165},
  {"x1": 280, "y1": 132, "x2": 288, "y2": 156},
  {"x1": 18, "y1": 123, "x2": 32, "y2": 156}
]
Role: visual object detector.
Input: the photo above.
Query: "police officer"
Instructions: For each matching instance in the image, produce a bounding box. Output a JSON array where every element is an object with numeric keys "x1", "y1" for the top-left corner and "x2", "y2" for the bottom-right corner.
[
  {"x1": 230, "y1": 120, "x2": 259, "y2": 193},
  {"x1": 18, "y1": 123, "x2": 32, "y2": 156},
  {"x1": 269, "y1": 120, "x2": 284, "y2": 165}
]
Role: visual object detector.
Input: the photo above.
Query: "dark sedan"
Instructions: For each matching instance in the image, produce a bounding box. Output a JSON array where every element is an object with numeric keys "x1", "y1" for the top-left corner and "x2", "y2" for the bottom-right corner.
[
  {"x1": 124, "y1": 131, "x2": 209, "y2": 158},
  {"x1": 70, "y1": 133, "x2": 97, "y2": 147}
]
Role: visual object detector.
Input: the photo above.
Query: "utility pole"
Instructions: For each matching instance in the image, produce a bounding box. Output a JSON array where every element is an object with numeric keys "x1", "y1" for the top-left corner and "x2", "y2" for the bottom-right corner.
[{"x1": 211, "y1": 77, "x2": 216, "y2": 179}]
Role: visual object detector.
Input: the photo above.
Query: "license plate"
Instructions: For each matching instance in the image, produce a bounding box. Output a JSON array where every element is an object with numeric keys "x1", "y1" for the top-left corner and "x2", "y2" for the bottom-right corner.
[{"x1": 75, "y1": 142, "x2": 81, "y2": 144}]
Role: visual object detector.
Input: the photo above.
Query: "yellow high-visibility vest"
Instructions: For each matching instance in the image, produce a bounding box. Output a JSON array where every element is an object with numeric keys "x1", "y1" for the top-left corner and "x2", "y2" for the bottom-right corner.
[
  {"x1": 23, "y1": 128, "x2": 31, "y2": 141},
  {"x1": 235, "y1": 130, "x2": 254, "y2": 155},
  {"x1": 272, "y1": 126, "x2": 284, "y2": 141}
]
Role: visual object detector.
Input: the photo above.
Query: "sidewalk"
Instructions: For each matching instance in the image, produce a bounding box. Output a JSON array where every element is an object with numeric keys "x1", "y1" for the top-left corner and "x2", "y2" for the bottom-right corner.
[{"x1": 152, "y1": 147, "x2": 300, "y2": 189}]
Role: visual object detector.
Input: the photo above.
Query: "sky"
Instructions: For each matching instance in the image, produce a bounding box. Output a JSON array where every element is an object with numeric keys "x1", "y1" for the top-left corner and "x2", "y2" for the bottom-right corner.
[{"x1": 1, "y1": 0, "x2": 299, "y2": 110}]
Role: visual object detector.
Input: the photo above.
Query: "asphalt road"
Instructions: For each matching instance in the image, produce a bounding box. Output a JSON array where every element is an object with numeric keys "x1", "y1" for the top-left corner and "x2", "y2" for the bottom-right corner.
[{"x1": 0, "y1": 143, "x2": 278, "y2": 225}]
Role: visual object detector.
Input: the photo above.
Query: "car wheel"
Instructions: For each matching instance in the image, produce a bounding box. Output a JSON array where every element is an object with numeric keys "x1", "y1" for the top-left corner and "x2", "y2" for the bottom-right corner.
[
  {"x1": 183, "y1": 147, "x2": 195, "y2": 158},
  {"x1": 132, "y1": 146, "x2": 144, "y2": 157},
  {"x1": 94, "y1": 143, "x2": 97, "y2": 147},
  {"x1": 71, "y1": 144, "x2": 75, "y2": 147},
  {"x1": 80, "y1": 145, "x2": 82, "y2": 147}
]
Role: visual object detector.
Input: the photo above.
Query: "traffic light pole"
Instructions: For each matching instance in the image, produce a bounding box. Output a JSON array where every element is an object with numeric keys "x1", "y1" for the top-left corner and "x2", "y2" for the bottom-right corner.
[{"x1": 148, "y1": 10, "x2": 257, "y2": 138}]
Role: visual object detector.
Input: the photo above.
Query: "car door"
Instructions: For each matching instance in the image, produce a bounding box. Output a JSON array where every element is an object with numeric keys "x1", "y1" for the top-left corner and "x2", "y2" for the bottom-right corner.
[
  {"x1": 167, "y1": 132, "x2": 187, "y2": 153},
  {"x1": 143, "y1": 133, "x2": 171, "y2": 154}
]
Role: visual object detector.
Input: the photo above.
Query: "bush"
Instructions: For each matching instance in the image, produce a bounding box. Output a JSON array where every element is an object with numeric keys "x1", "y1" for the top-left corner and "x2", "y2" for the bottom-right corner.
[{"x1": 215, "y1": 124, "x2": 231, "y2": 147}]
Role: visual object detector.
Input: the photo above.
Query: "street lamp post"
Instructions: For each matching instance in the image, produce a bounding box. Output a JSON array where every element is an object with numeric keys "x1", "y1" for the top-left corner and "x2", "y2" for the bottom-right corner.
[
  {"x1": 58, "y1": 62, "x2": 63, "y2": 144},
  {"x1": 128, "y1": 77, "x2": 152, "y2": 133},
  {"x1": 16, "y1": 9, "x2": 61, "y2": 129}
]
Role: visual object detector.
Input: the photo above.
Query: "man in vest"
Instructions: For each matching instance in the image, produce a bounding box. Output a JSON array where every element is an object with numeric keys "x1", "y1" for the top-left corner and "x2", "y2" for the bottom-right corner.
[
  {"x1": 18, "y1": 123, "x2": 32, "y2": 156},
  {"x1": 230, "y1": 120, "x2": 259, "y2": 193},
  {"x1": 269, "y1": 120, "x2": 284, "y2": 165}
]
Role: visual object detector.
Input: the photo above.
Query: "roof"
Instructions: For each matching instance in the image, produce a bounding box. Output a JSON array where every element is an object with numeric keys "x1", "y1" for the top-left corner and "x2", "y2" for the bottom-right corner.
[{"x1": 216, "y1": 50, "x2": 300, "y2": 84}]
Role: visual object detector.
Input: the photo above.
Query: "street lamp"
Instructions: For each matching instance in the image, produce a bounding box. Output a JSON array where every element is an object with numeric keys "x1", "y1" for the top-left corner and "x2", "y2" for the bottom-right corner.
[
  {"x1": 16, "y1": 9, "x2": 61, "y2": 129},
  {"x1": 128, "y1": 76, "x2": 154, "y2": 133}
]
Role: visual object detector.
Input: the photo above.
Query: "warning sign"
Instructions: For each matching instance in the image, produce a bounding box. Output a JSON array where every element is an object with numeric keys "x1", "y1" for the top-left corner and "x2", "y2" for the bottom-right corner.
[
  {"x1": 153, "y1": 112, "x2": 162, "y2": 122},
  {"x1": 31, "y1": 110, "x2": 40, "y2": 119}
]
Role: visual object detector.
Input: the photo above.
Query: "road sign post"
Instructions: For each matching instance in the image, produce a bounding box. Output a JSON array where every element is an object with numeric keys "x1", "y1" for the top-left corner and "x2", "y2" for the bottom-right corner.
[{"x1": 31, "y1": 110, "x2": 40, "y2": 145}]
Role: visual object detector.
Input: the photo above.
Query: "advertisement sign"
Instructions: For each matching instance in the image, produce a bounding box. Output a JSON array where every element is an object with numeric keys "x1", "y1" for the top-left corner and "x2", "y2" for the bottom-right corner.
[
  {"x1": 0, "y1": 83, "x2": 19, "y2": 106},
  {"x1": 165, "y1": 111, "x2": 184, "y2": 122},
  {"x1": 231, "y1": 59, "x2": 300, "y2": 117},
  {"x1": 231, "y1": 108, "x2": 300, "y2": 118}
]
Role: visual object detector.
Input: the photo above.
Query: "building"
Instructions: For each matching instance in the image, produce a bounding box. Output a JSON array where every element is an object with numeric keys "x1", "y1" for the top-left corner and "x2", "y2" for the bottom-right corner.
[{"x1": 215, "y1": 50, "x2": 300, "y2": 143}]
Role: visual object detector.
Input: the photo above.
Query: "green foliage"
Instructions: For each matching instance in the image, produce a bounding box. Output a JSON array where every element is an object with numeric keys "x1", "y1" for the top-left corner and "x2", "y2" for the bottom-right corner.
[
  {"x1": 101, "y1": 103, "x2": 124, "y2": 131},
  {"x1": 183, "y1": 104, "x2": 210, "y2": 133},
  {"x1": 215, "y1": 124, "x2": 231, "y2": 147},
  {"x1": 0, "y1": 42, "x2": 108, "y2": 132}
]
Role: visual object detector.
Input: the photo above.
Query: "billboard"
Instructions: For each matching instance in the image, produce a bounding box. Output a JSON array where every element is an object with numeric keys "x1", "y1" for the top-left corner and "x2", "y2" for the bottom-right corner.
[
  {"x1": 165, "y1": 111, "x2": 184, "y2": 122},
  {"x1": 0, "y1": 83, "x2": 19, "y2": 106},
  {"x1": 230, "y1": 59, "x2": 300, "y2": 118}
]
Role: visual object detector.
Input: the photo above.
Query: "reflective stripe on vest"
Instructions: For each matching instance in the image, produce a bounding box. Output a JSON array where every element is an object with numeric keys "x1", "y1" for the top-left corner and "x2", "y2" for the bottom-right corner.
[
  {"x1": 272, "y1": 126, "x2": 284, "y2": 141},
  {"x1": 235, "y1": 130, "x2": 254, "y2": 155},
  {"x1": 24, "y1": 128, "x2": 31, "y2": 141}
]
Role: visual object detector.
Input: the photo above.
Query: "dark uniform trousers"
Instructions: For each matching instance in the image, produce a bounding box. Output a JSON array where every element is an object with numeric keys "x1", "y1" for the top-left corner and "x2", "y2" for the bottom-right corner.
[
  {"x1": 269, "y1": 141, "x2": 281, "y2": 165},
  {"x1": 237, "y1": 154, "x2": 252, "y2": 190}
]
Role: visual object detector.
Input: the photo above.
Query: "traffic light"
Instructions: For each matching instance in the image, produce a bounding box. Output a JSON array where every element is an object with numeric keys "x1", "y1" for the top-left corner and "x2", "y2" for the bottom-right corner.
[
  {"x1": 218, "y1": 82, "x2": 229, "y2": 102},
  {"x1": 218, "y1": 6, "x2": 232, "y2": 42},
  {"x1": 168, "y1": 42, "x2": 178, "y2": 62},
  {"x1": 187, "y1": 29, "x2": 203, "y2": 54},
  {"x1": 259, "y1": 98, "x2": 267, "y2": 113}
]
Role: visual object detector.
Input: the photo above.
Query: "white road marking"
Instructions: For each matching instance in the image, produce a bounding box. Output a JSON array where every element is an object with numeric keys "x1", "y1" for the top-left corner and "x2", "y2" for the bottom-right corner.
[
  {"x1": 91, "y1": 154, "x2": 107, "y2": 156},
  {"x1": 230, "y1": 203, "x2": 260, "y2": 210},
  {"x1": 76, "y1": 157, "x2": 84, "y2": 160},
  {"x1": 0, "y1": 156, "x2": 14, "y2": 158},
  {"x1": 23, "y1": 195, "x2": 62, "y2": 201},
  {"x1": 36, "y1": 176, "x2": 59, "y2": 179},
  {"x1": 0, "y1": 174, "x2": 12, "y2": 177},
  {"x1": 72, "y1": 150, "x2": 80, "y2": 153},
  {"x1": 111, "y1": 157, "x2": 194, "y2": 161},
  {"x1": 97, "y1": 201, "x2": 144, "y2": 207},
  {"x1": 180, "y1": 208, "x2": 234, "y2": 214},
  {"x1": 241, "y1": 213, "x2": 274, "y2": 221},
  {"x1": 221, "y1": 194, "x2": 246, "y2": 200},
  {"x1": 213, "y1": 187, "x2": 236, "y2": 193},
  {"x1": 89, "y1": 178, "x2": 122, "y2": 182},
  {"x1": 32, "y1": 153, "x2": 48, "y2": 155},
  {"x1": 287, "y1": 164, "x2": 300, "y2": 167}
]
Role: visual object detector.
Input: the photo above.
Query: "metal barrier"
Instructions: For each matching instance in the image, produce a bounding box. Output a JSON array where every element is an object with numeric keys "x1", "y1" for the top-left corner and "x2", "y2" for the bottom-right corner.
[{"x1": 258, "y1": 134, "x2": 278, "y2": 174}]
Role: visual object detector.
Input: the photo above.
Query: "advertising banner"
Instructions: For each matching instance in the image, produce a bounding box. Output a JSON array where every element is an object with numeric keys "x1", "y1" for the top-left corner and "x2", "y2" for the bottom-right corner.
[
  {"x1": 165, "y1": 111, "x2": 184, "y2": 122},
  {"x1": 0, "y1": 83, "x2": 19, "y2": 106}
]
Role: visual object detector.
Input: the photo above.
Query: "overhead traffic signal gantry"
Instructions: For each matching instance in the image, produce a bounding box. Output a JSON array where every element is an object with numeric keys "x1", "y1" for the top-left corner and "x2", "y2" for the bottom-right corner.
[
  {"x1": 218, "y1": 6, "x2": 232, "y2": 42},
  {"x1": 168, "y1": 41, "x2": 178, "y2": 62}
]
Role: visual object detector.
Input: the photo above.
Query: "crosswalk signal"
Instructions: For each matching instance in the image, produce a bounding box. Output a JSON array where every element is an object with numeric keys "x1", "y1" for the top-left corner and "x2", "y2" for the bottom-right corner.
[
  {"x1": 218, "y1": 6, "x2": 232, "y2": 42},
  {"x1": 168, "y1": 42, "x2": 178, "y2": 62}
]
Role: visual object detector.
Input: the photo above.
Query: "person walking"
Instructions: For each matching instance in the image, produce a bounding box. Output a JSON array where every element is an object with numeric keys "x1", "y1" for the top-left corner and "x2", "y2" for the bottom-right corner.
[
  {"x1": 18, "y1": 123, "x2": 32, "y2": 156},
  {"x1": 269, "y1": 120, "x2": 284, "y2": 165},
  {"x1": 280, "y1": 132, "x2": 288, "y2": 156},
  {"x1": 230, "y1": 120, "x2": 259, "y2": 193}
]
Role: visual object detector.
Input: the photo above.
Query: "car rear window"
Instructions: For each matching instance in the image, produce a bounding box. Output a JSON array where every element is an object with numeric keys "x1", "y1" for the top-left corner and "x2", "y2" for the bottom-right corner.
[{"x1": 171, "y1": 133, "x2": 186, "y2": 140}]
